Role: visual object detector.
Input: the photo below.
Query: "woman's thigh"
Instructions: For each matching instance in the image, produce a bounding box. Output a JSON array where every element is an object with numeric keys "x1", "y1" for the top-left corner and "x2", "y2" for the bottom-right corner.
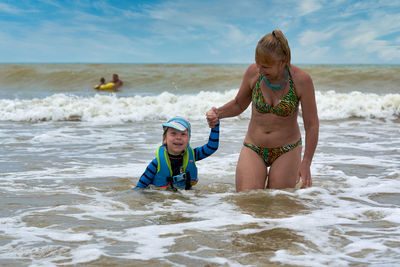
[
  {"x1": 267, "y1": 145, "x2": 302, "y2": 189},
  {"x1": 235, "y1": 146, "x2": 268, "y2": 192}
]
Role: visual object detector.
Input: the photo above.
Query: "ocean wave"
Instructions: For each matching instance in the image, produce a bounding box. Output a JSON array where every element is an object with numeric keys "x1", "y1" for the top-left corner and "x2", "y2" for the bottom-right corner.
[
  {"x1": 0, "y1": 90, "x2": 399, "y2": 122},
  {"x1": 316, "y1": 90, "x2": 400, "y2": 120},
  {"x1": 0, "y1": 91, "x2": 238, "y2": 122}
]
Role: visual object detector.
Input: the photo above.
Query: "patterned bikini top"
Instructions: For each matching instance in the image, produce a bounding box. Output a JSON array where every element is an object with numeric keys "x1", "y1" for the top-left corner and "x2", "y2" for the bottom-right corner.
[{"x1": 252, "y1": 70, "x2": 299, "y2": 117}]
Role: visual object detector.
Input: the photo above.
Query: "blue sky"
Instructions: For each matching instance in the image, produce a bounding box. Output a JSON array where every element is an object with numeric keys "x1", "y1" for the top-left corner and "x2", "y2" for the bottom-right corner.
[{"x1": 0, "y1": 0, "x2": 399, "y2": 64}]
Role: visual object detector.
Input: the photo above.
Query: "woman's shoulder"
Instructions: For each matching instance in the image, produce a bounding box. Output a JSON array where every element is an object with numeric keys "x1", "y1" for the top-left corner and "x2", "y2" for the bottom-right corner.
[
  {"x1": 243, "y1": 64, "x2": 261, "y2": 86},
  {"x1": 245, "y1": 63, "x2": 259, "y2": 75},
  {"x1": 290, "y1": 65, "x2": 314, "y2": 96},
  {"x1": 291, "y1": 65, "x2": 312, "y2": 86},
  {"x1": 291, "y1": 65, "x2": 311, "y2": 80}
]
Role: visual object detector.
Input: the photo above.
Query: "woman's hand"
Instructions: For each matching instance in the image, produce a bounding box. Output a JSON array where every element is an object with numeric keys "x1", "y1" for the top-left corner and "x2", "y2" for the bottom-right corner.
[
  {"x1": 297, "y1": 162, "x2": 312, "y2": 188},
  {"x1": 206, "y1": 107, "x2": 219, "y2": 128}
]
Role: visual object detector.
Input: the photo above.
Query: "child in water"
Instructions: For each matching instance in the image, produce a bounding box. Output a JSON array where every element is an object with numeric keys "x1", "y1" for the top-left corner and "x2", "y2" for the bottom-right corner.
[
  {"x1": 94, "y1": 77, "x2": 106, "y2": 89},
  {"x1": 134, "y1": 117, "x2": 219, "y2": 190}
]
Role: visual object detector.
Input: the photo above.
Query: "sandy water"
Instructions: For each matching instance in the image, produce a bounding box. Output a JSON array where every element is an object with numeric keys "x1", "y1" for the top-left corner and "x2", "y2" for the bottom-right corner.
[{"x1": 0, "y1": 64, "x2": 400, "y2": 266}]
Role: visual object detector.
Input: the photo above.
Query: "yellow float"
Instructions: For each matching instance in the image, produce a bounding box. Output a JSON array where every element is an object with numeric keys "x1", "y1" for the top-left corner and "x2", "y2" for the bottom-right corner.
[{"x1": 94, "y1": 82, "x2": 115, "y2": 90}]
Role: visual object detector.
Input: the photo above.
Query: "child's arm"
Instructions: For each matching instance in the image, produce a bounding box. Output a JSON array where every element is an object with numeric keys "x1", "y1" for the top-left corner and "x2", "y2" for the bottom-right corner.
[
  {"x1": 194, "y1": 122, "x2": 220, "y2": 161},
  {"x1": 135, "y1": 158, "x2": 158, "y2": 188}
]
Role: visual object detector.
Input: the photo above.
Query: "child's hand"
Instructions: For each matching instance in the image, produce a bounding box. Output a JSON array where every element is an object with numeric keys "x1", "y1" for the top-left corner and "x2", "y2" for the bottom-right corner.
[{"x1": 206, "y1": 107, "x2": 219, "y2": 128}]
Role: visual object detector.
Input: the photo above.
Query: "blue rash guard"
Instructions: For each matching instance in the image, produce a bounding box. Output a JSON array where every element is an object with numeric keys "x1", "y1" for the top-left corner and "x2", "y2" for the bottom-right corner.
[{"x1": 135, "y1": 123, "x2": 220, "y2": 189}]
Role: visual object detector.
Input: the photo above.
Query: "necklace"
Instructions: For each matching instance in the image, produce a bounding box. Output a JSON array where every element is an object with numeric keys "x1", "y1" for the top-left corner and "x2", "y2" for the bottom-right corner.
[{"x1": 262, "y1": 68, "x2": 288, "y2": 91}]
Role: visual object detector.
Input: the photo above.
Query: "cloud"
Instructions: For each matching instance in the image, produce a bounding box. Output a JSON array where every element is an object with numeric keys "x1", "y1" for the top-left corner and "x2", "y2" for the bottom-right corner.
[
  {"x1": 344, "y1": 33, "x2": 400, "y2": 62},
  {"x1": 38, "y1": 0, "x2": 63, "y2": 8},
  {"x1": 296, "y1": 0, "x2": 323, "y2": 16},
  {"x1": 291, "y1": 1, "x2": 400, "y2": 64},
  {"x1": 0, "y1": 2, "x2": 28, "y2": 14},
  {"x1": 340, "y1": 11, "x2": 400, "y2": 62},
  {"x1": 292, "y1": 45, "x2": 332, "y2": 64},
  {"x1": 0, "y1": 0, "x2": 399, "y2": 64},
  {"x1": 298, "y1": 30, "x2": 335, "y2": 47},
  {"x1": 225, "y1": 26, "x2": 249, "y2": 45},
  {"x1": 140, "y1": 0, "x2": 259, "y2": 55}
]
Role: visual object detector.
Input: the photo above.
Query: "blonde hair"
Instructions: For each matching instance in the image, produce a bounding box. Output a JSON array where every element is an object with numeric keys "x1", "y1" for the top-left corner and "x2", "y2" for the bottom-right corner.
[{"x1": 255, "y1": 30, "x2": 291, "y2": 67}]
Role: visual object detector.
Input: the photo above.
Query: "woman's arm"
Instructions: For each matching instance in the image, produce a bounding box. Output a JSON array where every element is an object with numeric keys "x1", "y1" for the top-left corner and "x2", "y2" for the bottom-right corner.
[
  {"x1": 296, "y1": 69, "x2": 319, "y2": 188},
  {"x1": 207, "y1": 64, "x2": 256, "y2": 127}
]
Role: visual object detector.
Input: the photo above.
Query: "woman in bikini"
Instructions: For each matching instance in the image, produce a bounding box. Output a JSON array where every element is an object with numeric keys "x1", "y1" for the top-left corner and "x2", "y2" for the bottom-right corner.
[{"x1": 206, "y1": 30, "x2": 319, "y2": 191}]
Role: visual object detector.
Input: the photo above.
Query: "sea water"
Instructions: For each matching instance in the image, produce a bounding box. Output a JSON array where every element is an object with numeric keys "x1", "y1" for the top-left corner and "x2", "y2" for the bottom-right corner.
[{"x1": 0, "y1": 64, "x2": 399, "y2": 266}]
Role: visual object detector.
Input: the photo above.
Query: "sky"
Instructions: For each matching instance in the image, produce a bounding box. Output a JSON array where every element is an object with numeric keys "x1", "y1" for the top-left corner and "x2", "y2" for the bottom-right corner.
[{"x1": 0, "y1": 0, "x2": 399, "y2": 64}]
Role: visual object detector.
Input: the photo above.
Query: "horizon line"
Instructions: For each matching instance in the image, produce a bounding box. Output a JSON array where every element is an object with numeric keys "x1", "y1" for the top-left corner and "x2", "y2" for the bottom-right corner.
[{"x1": 1, "y1": 62, "x2": 399, "y2": 66}]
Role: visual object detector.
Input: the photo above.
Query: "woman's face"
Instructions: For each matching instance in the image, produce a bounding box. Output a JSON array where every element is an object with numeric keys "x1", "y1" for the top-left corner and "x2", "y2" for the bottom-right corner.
[
  {"x1": 255, "y1": 53, "x2": 286, "y2": 80},
  {"x1": 163, "y1": 128, "x2": 189, "y2": 155}
]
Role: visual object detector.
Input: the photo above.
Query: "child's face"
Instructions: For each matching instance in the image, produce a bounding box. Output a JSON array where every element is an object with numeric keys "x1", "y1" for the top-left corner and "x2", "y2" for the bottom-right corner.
[{"x1": 163, "y1": 128, "x2": 189, "y2": 155}]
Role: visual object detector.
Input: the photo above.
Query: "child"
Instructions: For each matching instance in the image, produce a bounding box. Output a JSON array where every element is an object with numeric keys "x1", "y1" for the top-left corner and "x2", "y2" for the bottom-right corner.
[
  {"x1": 134, "y1": 117, "x2": 219, "y2": 190},
  {"x1": 94, "y1": 77, "x2": 106, "y2": 89}
]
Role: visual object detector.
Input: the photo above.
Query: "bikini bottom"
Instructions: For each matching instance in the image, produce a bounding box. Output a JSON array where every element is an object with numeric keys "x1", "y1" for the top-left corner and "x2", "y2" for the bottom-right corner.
[{"x1": 243, "y1": 138, "x2": 302, "y2": 167}]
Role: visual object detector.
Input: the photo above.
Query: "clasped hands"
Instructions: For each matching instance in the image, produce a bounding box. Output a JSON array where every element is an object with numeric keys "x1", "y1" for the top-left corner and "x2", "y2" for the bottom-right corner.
[{"x1": 206, "y1": 107, "x2": 219, "y2": 128}]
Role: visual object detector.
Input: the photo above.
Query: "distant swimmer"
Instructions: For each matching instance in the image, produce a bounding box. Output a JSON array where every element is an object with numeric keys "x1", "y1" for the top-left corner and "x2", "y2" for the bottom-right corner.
[
  {"x1": 94, "y1": 77, "x2": 106, "y2": 89},
  {"x1": 93, "y1": 74, "x2": 123, "y2": 91},
  {"x1": 111, "y1": 73, "x2": 123, "y2": 89}
]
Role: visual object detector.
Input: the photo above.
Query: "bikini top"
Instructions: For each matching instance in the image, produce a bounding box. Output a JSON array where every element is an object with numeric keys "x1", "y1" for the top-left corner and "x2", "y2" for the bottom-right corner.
[{"x1": 252, "y1": 70, "x2": 299, "y2": 117}]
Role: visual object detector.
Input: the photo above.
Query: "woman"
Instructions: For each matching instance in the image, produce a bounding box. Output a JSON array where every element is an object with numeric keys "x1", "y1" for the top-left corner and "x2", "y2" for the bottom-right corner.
[{"x1": 206, "y1": 30, "x2": 319, "y2": 191}]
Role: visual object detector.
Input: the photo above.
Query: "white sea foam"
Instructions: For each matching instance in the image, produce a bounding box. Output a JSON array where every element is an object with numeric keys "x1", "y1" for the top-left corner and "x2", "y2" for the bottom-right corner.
[
  {"x1": 0, "y1": 90, "x2": 399, "y2": 122},
  {"x1": 316, "y1": 90, "x2": 400, "y2": 120},
  {"x1": 1, "y1": 88, "x2": 399, "y2": 266},
  {"x1": 69, "y1": 245, "x2": 103, "y2": 264},
  {"x1": 48, "y1": 232, "x2": 92, "y2": 242}
]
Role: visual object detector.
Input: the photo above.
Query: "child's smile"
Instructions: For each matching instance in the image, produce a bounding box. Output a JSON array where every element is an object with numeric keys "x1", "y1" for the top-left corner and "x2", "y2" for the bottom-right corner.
[{"x1": 164, "y1": 128, "x2": 189, "y2": 155}]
